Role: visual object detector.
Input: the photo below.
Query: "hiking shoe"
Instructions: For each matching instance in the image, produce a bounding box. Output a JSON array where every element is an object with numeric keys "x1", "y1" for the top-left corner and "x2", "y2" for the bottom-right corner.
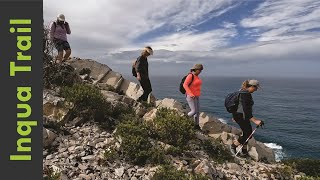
[
  {"x1": 229, "y1": 144, "x2": 237, "y2": 155},
  {"x1": 240, "y1": 148, "x2": 250, "y2": 158}
]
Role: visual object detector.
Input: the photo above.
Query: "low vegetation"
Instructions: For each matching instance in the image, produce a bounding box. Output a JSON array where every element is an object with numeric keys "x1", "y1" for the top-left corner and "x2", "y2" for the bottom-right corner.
[
  {"x1": 149, "y1": 108, "x2": 195, "y2": 148},
  {"x1": 283, "y1": 158, "x2": 320, "y2": 178},
  {"x1": 152, "y1": 165, "x2": 209, "y2": 180}
]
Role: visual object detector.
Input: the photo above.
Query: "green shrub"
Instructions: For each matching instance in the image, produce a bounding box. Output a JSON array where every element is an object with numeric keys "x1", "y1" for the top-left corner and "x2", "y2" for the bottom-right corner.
[
  {"x1": 200, "y1": 139, "x2": 233, "y2": 164},
  {"x1": 298, "y1": 176, "x2": 320, "y2": 180},
  {"x1": 44, "y1": 63, "x2": 80, "y2": 88},
  {"x1": 61, "y1": 84, "x2": 105, "y2": 109},
  {"x1": 79, "y1": 68, "x2": 91, "y2": 75},
  {"x1": 111, "y1": 103, "x2": 134, "y2": 119},
  {"x1": 43, "y1": 166, "x2": 61, "y2": 180},
  {"x1": 166, "y1": 146, "x2": 185, "y2": 156},
  {"x1": 104, "y1": 148, "x2": 119, "y2": 163},
  {"x1": 276, "y1": 165, "x2": 294, "y2": 179},
  {"x1": 152, "y1": 165, "x2": 188, "y2": 180},
  {"x1": 150, "y1": 108, "x2": 195, "y2": 148},
  {"x1": 116, "y1": 120, "x2": 166, "y2": 165},
  {"x1": 283, "y1": 158, "x2": 320, "y2": 177},
  {"x1": 105, "y1": 85, "x2": 116, "y2": 92},
  {"x1": 190, "y1": 174, "x2": 210, "y2": 180},
  {"x1": 60, "y1": 84, "x2": 115, "y2": 128}
]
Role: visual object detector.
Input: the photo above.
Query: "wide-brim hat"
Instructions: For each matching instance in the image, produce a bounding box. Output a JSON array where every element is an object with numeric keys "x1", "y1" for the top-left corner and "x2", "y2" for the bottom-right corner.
[
  {"x1": 57, "y1": 14, "x2": 65, "y2": 21},
  {"x1": 191, "y1": 64, "x2": 203, "y2": 70}
]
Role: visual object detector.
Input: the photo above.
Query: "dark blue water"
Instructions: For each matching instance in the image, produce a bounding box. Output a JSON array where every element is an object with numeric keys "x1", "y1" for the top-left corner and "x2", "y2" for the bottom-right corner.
[{"x1": 133, "y1": 76, "x2": 320, "y2": 160}]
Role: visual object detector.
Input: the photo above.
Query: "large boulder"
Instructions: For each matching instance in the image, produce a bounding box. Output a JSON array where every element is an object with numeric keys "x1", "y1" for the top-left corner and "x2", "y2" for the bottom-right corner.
[
  {"x1": 254, "y1": 142, "x2": 276, "y2": 163},
  {"x1": 100, "y1": 70, "x2": 124, "y2": 90},
  {"x1": 155, "y1": 98, "x2": 186, "y2": 114},
  {"x1": 118, "y1": 79, "x2": 143, "y2": 100},
  {"x1": 147, "y1": 93, "x2": 157, "y2": 106},
  {"x1": 43, "y1": 90, "x2": 73, "y2": 123},
  {"x1": 200, "y1": 113, "x2": 232, "y2": 133},
  {"x1": 100, "y1": 90, "x2": 122, "y2": 102},
  {"x1": 68, "y1": 59, "x2": 111, "y2": 81},
  {"x1": 143, "y1": 108, "x2": 157, "y2": 122},
  {"x1": 43, "y1": 128, "x2": 57, "y2": 147}
]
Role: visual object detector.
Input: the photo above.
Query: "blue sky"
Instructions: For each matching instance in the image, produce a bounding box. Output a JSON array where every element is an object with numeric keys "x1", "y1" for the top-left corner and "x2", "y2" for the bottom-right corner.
[{"x1": 44, "y1": 0, "x2": 320, "y2": 78}]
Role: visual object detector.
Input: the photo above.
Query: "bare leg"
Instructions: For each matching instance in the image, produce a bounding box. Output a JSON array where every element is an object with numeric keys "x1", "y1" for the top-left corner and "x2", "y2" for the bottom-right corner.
[
  {"x1": 56, "y1": 51, "x2": 63, "y2": 63},
  {"x1": 63, "y1": 49, "x2": 71, "y2": 61}
]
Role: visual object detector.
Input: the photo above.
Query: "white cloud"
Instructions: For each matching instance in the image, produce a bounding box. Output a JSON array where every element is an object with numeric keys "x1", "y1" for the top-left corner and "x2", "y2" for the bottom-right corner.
[
  {"x1": 103, "y1": 36, "x2": 320, "y2": 77},
  {"x1": 143, "y1": 27, "x2": 237, "y2": 51},
  {"x1": 241, "y1": 0, "x2": 320, "y2": 41},
  {"x1": 103, "y1": 36, "x2": 320, "y2": 65},
  {"x1": 44, "y1": 0, "x2": 240, "y2": 58}
]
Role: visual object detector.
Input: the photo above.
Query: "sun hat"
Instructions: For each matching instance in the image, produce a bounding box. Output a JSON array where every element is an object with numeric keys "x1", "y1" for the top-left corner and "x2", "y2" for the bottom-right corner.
[
  {"x1": 191, "y1": 64, "x2": 204, "y2": 70},
  {"x1": 143, "y1": 47, "x2": 153, "y2": 55},
  {"x1": 248, "y1": 79, "x2": 260, "y2": 88},
  {"x1": 57, "y1": 14, "x2": 65, "y2": 21}
]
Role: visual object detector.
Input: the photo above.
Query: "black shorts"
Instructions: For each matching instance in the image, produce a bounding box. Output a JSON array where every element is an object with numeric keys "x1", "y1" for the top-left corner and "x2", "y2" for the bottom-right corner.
[{"x1": 53, "y1": 38, "x2": 71, "y2": 52}]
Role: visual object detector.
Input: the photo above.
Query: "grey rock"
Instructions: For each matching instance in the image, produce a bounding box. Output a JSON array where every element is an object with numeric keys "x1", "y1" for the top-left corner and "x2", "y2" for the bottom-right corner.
[
  {"x1": 136, "y1": 168, "x2": 145, "y2": 176},
  {"x1": 115, "y1": 167, "x2": 125, "y2": 177},
  {"x1": 127, "y1": 168, "x2": 136, "y2": 176},
  {"x1": 46, "y1": 154, "x2": 55, "y2": 160},
  {"x1": 81, "y1": 155, "x2": 95, "y2": 161},
  {"x1": 227, "y1": 163, "x2": 241, "y2": 172},
  {"x1": 78, "y1": 164, "x2": 87, "y2": 170},
  {"x1": 78, "y1": 173, "x2": 91, "y2": 180},
  {"x1": 79, "y1": 151, "x2": 86, "y2": 157},
  {"x1": 58, "y1": 147, "x2": 68, "y2": 153}
]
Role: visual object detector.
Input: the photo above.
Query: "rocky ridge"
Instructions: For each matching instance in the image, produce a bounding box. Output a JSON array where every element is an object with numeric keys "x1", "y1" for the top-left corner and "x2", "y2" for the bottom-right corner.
[{"x1": 43, "y1": 58, "x2": 304, "y2": 180}]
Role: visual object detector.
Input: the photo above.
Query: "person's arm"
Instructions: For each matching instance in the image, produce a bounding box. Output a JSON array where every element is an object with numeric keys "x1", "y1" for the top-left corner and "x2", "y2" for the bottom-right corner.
[
  {"x1": 49, "y1": 22, "x2": 55, "y2": 41},
  {"x1": 183, "y1": 74, "x2": 195, "y2": 97},
  {"x1": 65, "y1": 22, "x2": 71, "y2": 34},
  {"x1": 241, "y1": 93, "x2": 262, "y2": 125}
]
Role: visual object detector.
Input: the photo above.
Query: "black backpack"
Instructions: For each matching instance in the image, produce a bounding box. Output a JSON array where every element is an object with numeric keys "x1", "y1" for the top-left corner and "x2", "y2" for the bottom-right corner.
[
  {"x1": 132, "y1": 58, "x2": 138, "y2": 77},
  {"x1": 179, "y1": 73, "x2": 194, "y2": 94},
  {"x1": 225, "y1": 91, "x2": 241, "y2": 113}
]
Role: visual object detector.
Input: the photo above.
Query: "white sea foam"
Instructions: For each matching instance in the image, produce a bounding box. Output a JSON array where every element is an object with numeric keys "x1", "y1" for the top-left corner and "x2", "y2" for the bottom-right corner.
[
  {"x1": 264, "y1": 143, "x2": 283, "y2": 150},
  {"x1": 264, "y1": 143, "x2": 286, "y2": 162},
  {"x1": 218, "y1": 118, "x2": 227, "y2": 124}
]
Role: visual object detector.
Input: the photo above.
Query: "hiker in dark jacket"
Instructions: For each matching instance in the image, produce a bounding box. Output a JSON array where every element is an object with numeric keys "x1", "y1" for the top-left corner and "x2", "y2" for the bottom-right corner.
[
  {"x1": 135, "y1": 46, "x2": 153, "y2": 102},
  {"x1": 49, "y1": 14, "x2": 72, "y2": 63},
  {"x1": 230, "y1": 79, "x2": 264, "y2": 156}
]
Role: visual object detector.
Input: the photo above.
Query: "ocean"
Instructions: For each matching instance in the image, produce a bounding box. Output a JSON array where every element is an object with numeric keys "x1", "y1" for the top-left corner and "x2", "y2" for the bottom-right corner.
[{"x1": 128, "y1": 76, "x2": 320, "y2": 161}]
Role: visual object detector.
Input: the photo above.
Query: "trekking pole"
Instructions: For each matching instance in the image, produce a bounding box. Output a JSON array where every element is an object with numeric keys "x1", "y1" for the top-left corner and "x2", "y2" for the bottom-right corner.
[{"x1": 235, "y1": 124, "x2": 261, "y2": 157}]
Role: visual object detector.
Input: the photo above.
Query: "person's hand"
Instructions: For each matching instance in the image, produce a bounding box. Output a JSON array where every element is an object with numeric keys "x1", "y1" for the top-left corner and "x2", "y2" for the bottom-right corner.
[
  {"x1": 190, "y1": 95, "x2": 195, "y2": 99},
  {"x1": 232, "y1": 118, "x2": 236, "y2": 123},
  {"x1": 256, "y1": 120, "x2": 265, "y2": 128},
  {"x1": 137, "y1": 75, "x2": 141, "y2": 81}
]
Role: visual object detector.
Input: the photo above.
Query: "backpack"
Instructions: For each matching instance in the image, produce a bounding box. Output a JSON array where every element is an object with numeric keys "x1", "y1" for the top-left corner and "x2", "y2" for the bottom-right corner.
[
  {"x1": 179, "y1": 73, "x2": 194, "y2": 94},
  {"x1": 224, "y1": 91, "x2": 241, "y2": 113},
  {"x1": 132, "y1": 58, "x2": 138, "y2": 77}
]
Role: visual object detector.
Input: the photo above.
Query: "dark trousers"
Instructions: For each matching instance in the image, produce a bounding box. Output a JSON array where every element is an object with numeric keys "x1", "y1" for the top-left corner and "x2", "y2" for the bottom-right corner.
[
  {"x1": 138, "y1": 78, "x2": 152, "y2": 101},
  {"x1": 233, "y1": 113, "x2": 252, "y2": 145}
]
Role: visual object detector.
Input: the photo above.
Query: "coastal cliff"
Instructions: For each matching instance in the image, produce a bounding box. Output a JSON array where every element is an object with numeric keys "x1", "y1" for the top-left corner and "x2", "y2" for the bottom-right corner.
[{"x1": 43, "y1": 58, "x2": 317, "y2": 180}]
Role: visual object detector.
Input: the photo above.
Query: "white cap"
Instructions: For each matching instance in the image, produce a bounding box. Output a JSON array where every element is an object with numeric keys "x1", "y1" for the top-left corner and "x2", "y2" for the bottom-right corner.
[
  {"x1": 248, "y1": 79, "x2": 260, "y2": 88},
  {"x1": 57, "y1": 14, "x2": 65, "y2": 21}
]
